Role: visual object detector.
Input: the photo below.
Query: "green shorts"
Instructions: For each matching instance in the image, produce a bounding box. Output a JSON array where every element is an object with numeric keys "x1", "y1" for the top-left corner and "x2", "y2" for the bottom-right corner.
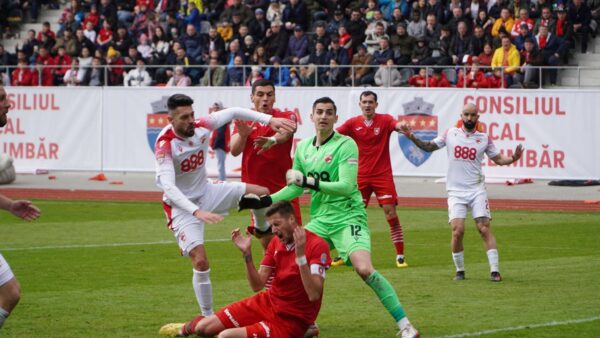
[{"x1": 305, "y1": 220, "x2": 371, "y2": 266}]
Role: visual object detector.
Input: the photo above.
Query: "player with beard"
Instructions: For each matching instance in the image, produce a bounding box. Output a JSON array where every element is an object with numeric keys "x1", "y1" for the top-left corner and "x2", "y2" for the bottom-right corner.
[
  {"x1": 0, "y1": 86, "x2": 42, "y2": 331},
  {"x1": 154, "y1": 94, "x2": 295, "y2": 318},
  {"x1": 159, "y1": 201, "x2": 331, "y2": 338},
  {"x1": 399, "y1": 103, "x2": 523, "y2": 282}
]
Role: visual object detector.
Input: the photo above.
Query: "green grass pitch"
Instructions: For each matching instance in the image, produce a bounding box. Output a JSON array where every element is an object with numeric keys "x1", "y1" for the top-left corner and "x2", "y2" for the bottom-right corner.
[{"x1": 0, "y1": 200, "x2": 599, "y2": 337}]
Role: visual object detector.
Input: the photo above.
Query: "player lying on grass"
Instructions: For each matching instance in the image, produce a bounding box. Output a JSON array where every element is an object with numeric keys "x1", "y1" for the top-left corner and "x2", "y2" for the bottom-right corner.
[{"x1": 159, "y1": 201, "x2": 331, "y2": 338}]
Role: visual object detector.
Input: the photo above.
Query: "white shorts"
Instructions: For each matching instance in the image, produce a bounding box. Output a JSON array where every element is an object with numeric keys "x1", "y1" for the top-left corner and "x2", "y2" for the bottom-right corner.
[
  {"x1": 0, "y1": 253, "x2": 15, "y2": 286},
  {"x1": 166, "y1": 181, "x2": 246, "y2": 256},
  {"x1": 447, "y1": 189, "x2": 491, "y2": 222}
]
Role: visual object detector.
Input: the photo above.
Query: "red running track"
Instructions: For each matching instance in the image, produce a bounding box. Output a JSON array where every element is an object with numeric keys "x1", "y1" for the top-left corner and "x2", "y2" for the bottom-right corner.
[{"x1": 0, "y1": 188, "x2": 598, "y2": 212}]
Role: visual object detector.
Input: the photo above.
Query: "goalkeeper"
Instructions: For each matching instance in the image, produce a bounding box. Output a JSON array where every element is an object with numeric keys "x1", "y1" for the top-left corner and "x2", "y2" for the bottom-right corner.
[{"x1": 239, "y1": 97, "x2": 419, "y2": 338}]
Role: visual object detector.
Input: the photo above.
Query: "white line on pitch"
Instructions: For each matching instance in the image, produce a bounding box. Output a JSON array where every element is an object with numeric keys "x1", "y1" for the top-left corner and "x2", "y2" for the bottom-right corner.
[
  {"x1": 0, "y1": 238, "x2": 230, "y2": 251},
  {"x1": 433, "y1": 315, "x2": 600, "y2": 338}
]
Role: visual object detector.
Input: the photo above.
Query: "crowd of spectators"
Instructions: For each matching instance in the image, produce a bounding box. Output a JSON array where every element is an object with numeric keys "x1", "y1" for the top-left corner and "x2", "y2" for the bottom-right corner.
[{"x1": 1, "y1": 0, "x2": 599, "y2": 88}]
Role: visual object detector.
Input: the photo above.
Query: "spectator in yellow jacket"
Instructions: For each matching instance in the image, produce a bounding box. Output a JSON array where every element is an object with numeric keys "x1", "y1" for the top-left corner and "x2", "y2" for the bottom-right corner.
[
  {"x1": 492, "y1": 36, "x2": 520, "y2": 88},
  {"x1": 492, "y1": 8, "x2": 515, "y2": 37}
]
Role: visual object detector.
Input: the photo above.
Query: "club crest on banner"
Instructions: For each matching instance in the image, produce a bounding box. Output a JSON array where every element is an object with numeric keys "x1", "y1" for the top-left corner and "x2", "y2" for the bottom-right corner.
[
  {"x1": 147, "y1": 96, "x2": 171, "y2": 152},
  {"x1": 398, "y1": 97, "x2": 437, "y2": 167}
]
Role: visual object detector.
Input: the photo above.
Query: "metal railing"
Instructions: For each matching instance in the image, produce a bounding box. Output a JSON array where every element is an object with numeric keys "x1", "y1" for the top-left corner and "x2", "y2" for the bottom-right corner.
[{"x1": 2, "y1": 64, "x2": 600, "y2": 88}]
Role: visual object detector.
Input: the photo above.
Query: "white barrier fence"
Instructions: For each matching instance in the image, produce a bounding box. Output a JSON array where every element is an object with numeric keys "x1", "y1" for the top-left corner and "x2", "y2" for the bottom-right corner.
[{"x1": 3, "y1": 87, "x2": 599, "y2": 179}]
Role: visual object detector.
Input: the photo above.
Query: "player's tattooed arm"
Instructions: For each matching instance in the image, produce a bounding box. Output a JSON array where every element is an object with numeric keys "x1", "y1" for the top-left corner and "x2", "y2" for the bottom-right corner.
[{"x1": 398, "y1": 123, "x2": 439, "y2": 152}]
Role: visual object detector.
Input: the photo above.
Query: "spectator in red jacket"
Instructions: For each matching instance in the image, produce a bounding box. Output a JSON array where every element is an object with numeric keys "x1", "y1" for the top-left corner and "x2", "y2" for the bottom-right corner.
[
  {"x1": 408, "y1": 67, "x2": 435, "y2": 87},
  {"x1": 11, "y1": 61, "x2": 33, "y2": 86},
  {"x1": 35, "y1": 46, "x2": 55, "y2": 86},
  {"x1": 82, "y1": 5, "x2": 100, "y2": 29},
  {"x1": 430, "y1": 68, "x2": 452, "y2": 87},
  {"x1": 105, "y1": 46, "x2": 125, "y2": 85},
  {"x1": 487, "y1": 68, "x2": 505, "y2": 88},
  {"x1": 53, "y1": 46, "x2": 73, "y2": 84},
  {"x1": 457, "y1": 62, "x2": 489, "y2": 88},
  {"x1": 476, "y1": 42, "x2": 494, "y2": 67},
  {"x1": 36, "y1": 22, "x2": 56, "y2": 42}
]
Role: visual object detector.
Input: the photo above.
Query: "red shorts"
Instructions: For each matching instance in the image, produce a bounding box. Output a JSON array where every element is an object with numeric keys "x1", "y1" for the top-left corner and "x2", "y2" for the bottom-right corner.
[
  {"x1": 215, "y1": 292, "x2": 306, "y2": 338},
  {"x1": 358, "y1": 176, "x2": 398, "y2": 206}
]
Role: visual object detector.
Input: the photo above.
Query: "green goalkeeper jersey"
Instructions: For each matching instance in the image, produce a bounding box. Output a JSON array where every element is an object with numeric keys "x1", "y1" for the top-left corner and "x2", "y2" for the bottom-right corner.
[{"x1": 271, "y1": 132, "x2": 367, "y2": 231}]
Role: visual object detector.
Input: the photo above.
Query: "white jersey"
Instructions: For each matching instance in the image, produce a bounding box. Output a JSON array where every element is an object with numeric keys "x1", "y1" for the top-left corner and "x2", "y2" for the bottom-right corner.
[
  {"x1": 433, "y1": 126, "x2": 500, "y2": 192},
  {"x1": 155, "y1": 108, "x2": 271, "y2": 214}
]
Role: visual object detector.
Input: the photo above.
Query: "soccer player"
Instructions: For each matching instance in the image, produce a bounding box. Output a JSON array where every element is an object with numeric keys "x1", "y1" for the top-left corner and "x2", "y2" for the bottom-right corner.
[
  {"x1": 399, "y1": 103, "x2": 523, "y2": 282},
  {"x1": 158, "y1": 201, "x2": 331, "y2": 338},
  {"x1": 239, "y1": 97, "x2": 420, "y2": 338},
  {"x1": 154, "y1": 94, "x2": 295, "y2": 317},
  {"x1": 230, "y1": 79, "x2": 301, "y2": 250},
  {"x1": 0, "y1": 86, "x2": 42, "y2": 330},
  {"x1": 337, "y1": 90, "x2": 409, "y2": 268}
]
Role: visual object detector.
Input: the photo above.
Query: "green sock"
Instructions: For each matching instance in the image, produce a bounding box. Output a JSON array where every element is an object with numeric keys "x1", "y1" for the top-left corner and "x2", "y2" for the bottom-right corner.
[{"x1": 365, "y1": 270, "x2": 406, "y2": 322}]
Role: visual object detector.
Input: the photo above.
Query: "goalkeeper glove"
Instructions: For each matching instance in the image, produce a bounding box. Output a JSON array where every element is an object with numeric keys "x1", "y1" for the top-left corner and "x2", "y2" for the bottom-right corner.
[
  {"x1": 238, "y1": 194, "x2": 273, "y2": 211},
  {"x1": 286, "y1": 169, "x2": 319, "y2": 191}
]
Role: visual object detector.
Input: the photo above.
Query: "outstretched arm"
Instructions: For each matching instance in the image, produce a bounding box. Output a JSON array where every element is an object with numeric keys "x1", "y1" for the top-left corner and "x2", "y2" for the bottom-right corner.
[
  {"x1": 398, "y1": 123, "x2": 440, "y2": 152},
  {"x1": 209, "y1": 107, "x2": 296, "y2": 134},
  {"x1": 0, "y1": 195, "x2": 40, "y2": 221},
  {"x1": 491, "y1": 144, "x2": 524, "y2": 165}
]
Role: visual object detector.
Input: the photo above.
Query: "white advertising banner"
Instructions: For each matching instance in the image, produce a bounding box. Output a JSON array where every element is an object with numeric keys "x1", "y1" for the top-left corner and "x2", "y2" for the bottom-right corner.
[
  {"x1": 5, "y1": 87, "x2": 599, "y2": 179},
  {"x1": 2, "y1": 87, "x2": 102, "y2": 171}
]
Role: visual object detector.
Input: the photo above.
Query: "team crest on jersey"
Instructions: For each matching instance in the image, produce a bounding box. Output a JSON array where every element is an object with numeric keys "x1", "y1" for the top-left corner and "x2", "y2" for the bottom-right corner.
[
  {"x1": 398, "y1": 97, "x2": 438, "y2": 167},
  {"x1": 147, "y1": 96, "x2": 171, "y2": 152},
  {"x1": 374, "y1": 127, "x2": 380, "y2": 135},
  {"x1": 324, "y1": 154, "x2": 332, "y2": 163},
  {"x1": 321, "y1": 253, "x2": 327, "y2": 265}
]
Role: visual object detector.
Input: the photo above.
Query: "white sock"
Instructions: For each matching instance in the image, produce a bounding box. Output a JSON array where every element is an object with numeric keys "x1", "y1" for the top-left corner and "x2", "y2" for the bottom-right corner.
[
  {"x1": 192, "y1": 269, "x2": 213, "y2": 316},
  {"x1": 397, "y1": 316, "x2": 410, "y2": 330},
  {"x1": 452, "y1": 251, "x2": 465, "y2": 272},
  {"x1": 487, "y1": 249, "x2": 499, "y2": 272},
  {"x1": 0, "y1": 307, "x2": 9, "y2": 329}
]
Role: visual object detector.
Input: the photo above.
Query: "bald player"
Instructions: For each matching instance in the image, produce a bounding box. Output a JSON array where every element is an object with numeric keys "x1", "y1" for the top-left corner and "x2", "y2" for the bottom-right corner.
[{"x1": 399, "y1": 103, "x2": 523, "y2": 282}]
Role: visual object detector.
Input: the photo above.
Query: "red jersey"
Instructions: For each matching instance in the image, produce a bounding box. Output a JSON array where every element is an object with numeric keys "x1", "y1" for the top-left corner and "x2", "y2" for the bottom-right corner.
[
  {"x1": 260, "y1": 230, "x2": 331, "y2": 326},
  {"x1": 98, "y1": 28, "x2": 113, "y2": 43},
  {"x1": 337, "y1": 113, "x2": 397, "y2": 178},
  {"x1": 233, "y1": 108, "x2": 295, "y2": 192}
]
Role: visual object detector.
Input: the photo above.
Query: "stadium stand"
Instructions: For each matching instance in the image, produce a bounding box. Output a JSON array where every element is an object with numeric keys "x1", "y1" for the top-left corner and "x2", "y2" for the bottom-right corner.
[{"x1": 0, "y1": 0, "x2": 599, "y2": 88}]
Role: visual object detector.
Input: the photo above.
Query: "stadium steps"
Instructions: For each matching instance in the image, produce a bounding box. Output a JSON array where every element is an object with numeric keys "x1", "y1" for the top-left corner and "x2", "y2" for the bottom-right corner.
[
  {"x1": 558, "y1": 38, "x2": 600, "y2": 87},
  {"x1": 1, "y1": 7, "x2": 63, "y2": 53}
]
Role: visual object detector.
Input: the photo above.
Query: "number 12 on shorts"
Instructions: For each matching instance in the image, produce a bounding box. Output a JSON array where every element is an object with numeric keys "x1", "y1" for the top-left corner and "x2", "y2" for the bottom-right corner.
[{"x1": 350, "y1": 224, "x2": 362, "y2": 240}]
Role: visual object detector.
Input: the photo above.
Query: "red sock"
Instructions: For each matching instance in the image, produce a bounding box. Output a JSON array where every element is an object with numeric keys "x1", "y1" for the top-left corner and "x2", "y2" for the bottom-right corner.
[
  {"x1": 387, "y1": 216, "x2": 404, "y2": 255},
  {"x1": 182, "y1": 315, "x2": 204, "y2": 336}
]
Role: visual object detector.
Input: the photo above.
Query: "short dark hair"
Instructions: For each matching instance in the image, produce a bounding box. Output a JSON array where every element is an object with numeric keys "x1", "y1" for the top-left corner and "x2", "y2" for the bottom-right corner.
[
  {"x1": 265, "y1": 201, "x2": 296, "y2": 218},
  {"x1": 360, "y1": 90, "x2": 378, "y2": 102},
  {"x1": 167, "y1": 94, "x2": 194, "y2": 112},
  {"x1": 312, "y1": 96, "x2": 337, "y2": 113},
  {"x1": 251, "y1": 79, "x2": 275, "y2": 94}
]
